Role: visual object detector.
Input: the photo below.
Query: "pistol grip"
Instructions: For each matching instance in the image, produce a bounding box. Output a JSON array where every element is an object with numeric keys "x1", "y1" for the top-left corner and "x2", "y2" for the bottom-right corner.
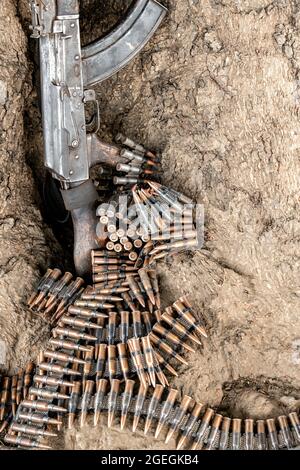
[{"x1": 61, "y1": 180, "x2": 105, "y2": 278}]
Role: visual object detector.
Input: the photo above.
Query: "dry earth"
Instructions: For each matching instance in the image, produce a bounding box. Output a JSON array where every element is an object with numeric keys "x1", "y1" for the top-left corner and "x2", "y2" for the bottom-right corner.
[{"x1": 0, "y1": 0, "x2": 299, "y2": 450}]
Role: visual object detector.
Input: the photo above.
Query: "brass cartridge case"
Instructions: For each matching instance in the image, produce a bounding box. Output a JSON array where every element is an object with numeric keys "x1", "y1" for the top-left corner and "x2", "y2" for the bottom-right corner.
[
  {"x1": 153, "y1": 323, "x2": 195, "y2": 353},
  {"x1": 16, "y1": 370, "x2": 24, "y2": 405},
  {"x1": 149, "y1": 332, "x2": 188, "y2": 366},
  {"x1": 165, "y1": 395, "x2": 194, "y2": 444},
  {"x1": 108, "y1": 344, "x2": 117, "y2": 380},
  {"x1": 141, "y1": 335, "x2": 156, "y2": 387},
  {"x1": 278, "y1": 415, "x2": 293, "y2": 449},
  {"x1": 34, "y1": 375, "x2": 75, "y2": 388},
  {"x1": 108, "y1": 379, "x2": 121, "y2": 428},
  {"x1": 24, "y1": 362, "x2": 34, "y2": 399},
  {"x1": 190, "y1": 408, "x2": 214, "y2": 450},
  {"x1": 83, "y1": 347, "x2": 94, "y2": 386},
  {"x1": 138, "y1": 268, "x2": 155, "y2": 305},
  {"x1": 177, "y1": 402, "x2": 204, "y2": 449},
  {"x1": 142, "y1": 311, "x2": 152, "y2": 334},
  {"x1": 94, "y1": 379, "x2": 108, "y2": 426},
  {"x1": 205, "y1": 413, "x2": 223, "y2": 450},
  {"x1": 132, "y1": 383, "x2": 148, "y2": 432},
  {"x1": 53, "y1": 327, "x2": 97, "y2": 342},
  {"x1": 144, "y1": 384, "x2": 164, "y2": 435},
  {"x1": 38, "y1": 362, "x2": 81, "y2": 376},
  {"x1": 22, "y1": 399, "x2": 67, "y2": 413},
  {"x1": 4, "y1": 434, "x2": 52, "y2": 450},
  {"x1": 43, "y1": 350, "x2": 86, "y2": 365},
  {"x1": 10, "y1": 423, "x2": 57, "y2": 438},
  {"x1": 289, "y1": 412, "x2": 300, "y2": 442},
  {"x1": 0, "y1": 376, "x2": 10, "y2": 421},
  {"x1": 161, "y1": 311, "x2": 201, "y2": 345},
  {"x1": 60, "y1": 316, "x2": 104, "y2": 330},
  {"x1": 121, "y1": 379, "x2": 135, "y2": 430},
  {"x1": 231, "y1": 418, "x2": 242, "y2": 450},
  {"x1": 96, "y1": 343, "x2": 107, "y2": 381},
  {"x1": 127, "y1": 275, "x2": 145, "y2": 308},
  {"x1": 11, "y1": 375, "x2": 17, "y2": 416},
  {"x1": 155, "y1": 388, "x2": 179, "y2": 439},
  {"x1": 120, "y1": 310, "x2": 129, "y2": 343},
  {"x1": 128, "y1": 338, "x2": 149, "y2": 388},
  {"x1": 266, "y1": 418, "x2": 279, "y2": 450},
  {"x1": 68, "y1": 382, "x2": 81, "y2": 429},
  {"x1": 117, "y1": 343, "x2": 130, "y2": 381},
  {"x1": 256, "y1": 420, "x2": 267, "y2": 450},
  {"x1": 67, "y1": 305, "x2": 108, "y2": 319},
  {"x1": 29, "y1": 387, "x2": 70, "y2": 400},
  {"x1": 244, "y1": 418, "x2": 254, "y2": 450},
  {"x1": 108, "y1": 312, "x2": 117, "y2": 345},
  {"x1": 49, "y1": 338, "x2": 92, "y2": 352},
  {"x1": 75, "y1": 299, "x2": 114, "y2": 309},
  {"x1": 132, "y1": 310, "x2": 143, "y2": 338},
  {"x1": 28, "y1": 268, "x2": 52, "y2": 306},
  {"x1": 18, "y1": 411, "x2": 62, "y2": 426},
  {"x1": 80, "y1": 380, "x2": 94, "y2": 427}
]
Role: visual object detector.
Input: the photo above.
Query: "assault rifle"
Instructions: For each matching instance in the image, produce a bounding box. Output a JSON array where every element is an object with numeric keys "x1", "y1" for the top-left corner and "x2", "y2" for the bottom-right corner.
[{"x1": 29, "y1": 0, "x2": 166, "y2": 276}]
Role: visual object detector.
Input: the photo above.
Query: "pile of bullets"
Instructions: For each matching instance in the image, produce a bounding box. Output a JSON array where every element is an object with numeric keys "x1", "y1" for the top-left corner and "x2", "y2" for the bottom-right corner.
[
  {"x1": 112, "y1": 133, "x2": 160, "y2": 187},
  {"x1": 96, "y1": 181, "x2": 199, "y2": 264},
  {"x1": 0, "y1": 363, "x2": 35, "y2": 433},
  {"x1": 27, "y1": 269, "x2": 85, "y2": 324}
]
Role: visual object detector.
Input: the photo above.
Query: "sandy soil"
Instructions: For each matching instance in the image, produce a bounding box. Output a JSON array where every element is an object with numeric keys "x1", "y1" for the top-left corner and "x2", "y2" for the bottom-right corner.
[{"x1": 0, "y1": 0, "x2": 299, "y2": 450}]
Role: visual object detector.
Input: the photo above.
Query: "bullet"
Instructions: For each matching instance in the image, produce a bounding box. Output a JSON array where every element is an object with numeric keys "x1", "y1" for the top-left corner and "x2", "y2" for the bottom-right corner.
[
  {"x1": 68, "y1": 305, "x2": 107, "y2": 319},
  {"x1": 34, "y1": 375, "x2": 75, "y2": 388},
  {"x1": 142, "y1": 311, "x2": 152, "y2": 334},
  {"x1": 121, "y1": 380, "x2": 135, "y2": 430},
  {"x1": 49, "y1": 338, "x2": 92, "y2": 353},
  {"x1": 45, "y1": 272, "x2": 73, "y2": 308},
  {"x1": 0, "y1": 377, "x2": 10, "y2": 421},
  {"x1": 18, "y1": 411, "x2": 62, "y2": 426},
  {"x1": 11, "y1": 375, "x2": 17, "y2": 416},
  {"x1": 4, "y1": 434, "x2": 52, "y2": 450},
  {"x1": 43, "y1": 349, "x2": 86, "y2": 365},
  {"x1": 23, "y1": 362, "x2": 34, "y2": 399},
  {"x1": 155, "y1": 388, "x2": 179, "y2": 438},
  {"x1": 152, "y1": 352, "x2": 169, "y2": 387},
  {"x1": 29, "y1": 387, "x2": 70, "y2": 400},
  {"x1": 38, "y1": 362, "x2": 82, "y2": 376},
  {"x1": 289, "y1": 412, "x2": 300, "y2": 443},
  {"x1": 0, "y1": 410, "x2": 13, "y2": 433},
  {"x1": 154, "y1": 309, "x2": 161, "y2": 322},
  {"x1": 22, "y1": 399, "x2": 67, "y2": 413},
  {"x1": 144, "y1": 384, "x2": 164, "y2": 435},
  {"x1": 96, "y1": 343, "x2": 107, "y2": 381},
  {"x1": 75, "y1": 300, "x2": 114, "y2": 310},
  {"x1": 121, "y1": 291, "x2": 136, "y2": 311},
  {"x1": 94, "y1": 379, "x2": 108, "y2": 426},
  {"x1": 173, "y1": 299, "x2": 207, "y2": 338},
  {"x1": 138, "y1": 268, "x2": 155, "y2": 305},
  {"x1": 244, "y1": 418, "x2": 254, "y2": 450},
  {"x1": 266, "y1": 418, "x2": 279, "y2": 450},
  {"x1": 148, "y1": 269, "x2": 161, "y2": 309},
  {"x1": 149, "y1": 332, "x2": 188, "y2": 366},
  {"x1": 132, "y1": 383, "x2": 148, "y2": 432},
  {"x1": 117, "y1": 343, "x2": 130, "y2": 381},
  {"x1": 53, "y1": 327, "x2": 97, "y2": 342},
  {"x1": 161, "y1": 311, "x2": 200, "y2": 346},
  {"x1": 154, "y1": 351, "x2": 178, "y2": 377},
  {"x1": 127, "y1": 275, "x2": 145, "y2": 308},
  {"x1": 55, "y1": 277, "x2": 85, "y2": 314},
  {"x1": 28, "y1": 268, "x2": 52, "y2": 306},
  {"x1": 60, "y1": 316, "x2": 104, "y2": 330},
  {"x1": 132, "y1": 310, "x2": 143, "y2": 338},
  {"x1": 230, "y1": 418, "x2": 242, "y2": 450},
  {"x1": 278, "y1": 415, "x2": 293, "y2": 449},
  {"x1": 206, "y1": 413, "x2": 223, "y2": 450},
  {"x1": 128, "y1": 338, "x2": 149, "y2": 388},
  {"x1": 108, "y1": 379, "x2": 121, "y2": 427},
  {"x1": 82, "y1": 348, "x2": 94, "y2": 387},
  {"x1": 10, "y1": 422, "x2": 57, "y2": 438},
  {"x1": 165, "y1": 395, "x2": 194, "y2": 444},
  {"x1": 108, "y1": 344, "x2": 117, "y2": 380},
  {"x1": 153, "y1": 323, "x2": 195, "y2": 354},
  {"x1": 120, "y1": 311, "x2": 129, "y2": 343},
  {"x1": 190, "y1": 407, "x2": 214, "y2": 450},
  {"x1": 141, "y1": 335, "x2": 156, "y2": 387},
  {"x1": 177, "y1": 402, "x2": 204, "y2": 449},
  {"x1": 80, "y1": 380, "x2": 94, "y2": 427},
  {"x1": 108, "y1": 312, "x2": 117, "y2": 345},
  {"x1": 147, "y1": 181, "x2": 184, "y2": 212},
  {"x1": 31, "y1": 268, "x2": 62, "y2": 308},
  {"x1": 81, "y1": 290, "x2": 124, "y2": 301},
  {"x1": 68, "y1": 382, "x2": 81, "y2": 429},
  {"x1": 93, "y1": 272, "x2": 130, "y2": 283},
  {"x1": 16, "y1": 369, "x2": 24, "y2": 405},
  {"x1": 256, "y1": 419, "x2": 267, "y2": 450}
]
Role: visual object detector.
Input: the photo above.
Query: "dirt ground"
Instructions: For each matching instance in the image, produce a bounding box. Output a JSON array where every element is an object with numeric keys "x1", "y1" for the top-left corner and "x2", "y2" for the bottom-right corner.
[{"x1": 0, "y1": 0, "x2": 299, "y2": 450}]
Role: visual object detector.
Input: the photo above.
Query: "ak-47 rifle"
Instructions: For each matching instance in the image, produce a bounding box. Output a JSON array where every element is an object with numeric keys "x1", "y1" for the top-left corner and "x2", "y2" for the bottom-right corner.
[{"x1": 29, "y1": 0, "x2": 167, "y2": 277}]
